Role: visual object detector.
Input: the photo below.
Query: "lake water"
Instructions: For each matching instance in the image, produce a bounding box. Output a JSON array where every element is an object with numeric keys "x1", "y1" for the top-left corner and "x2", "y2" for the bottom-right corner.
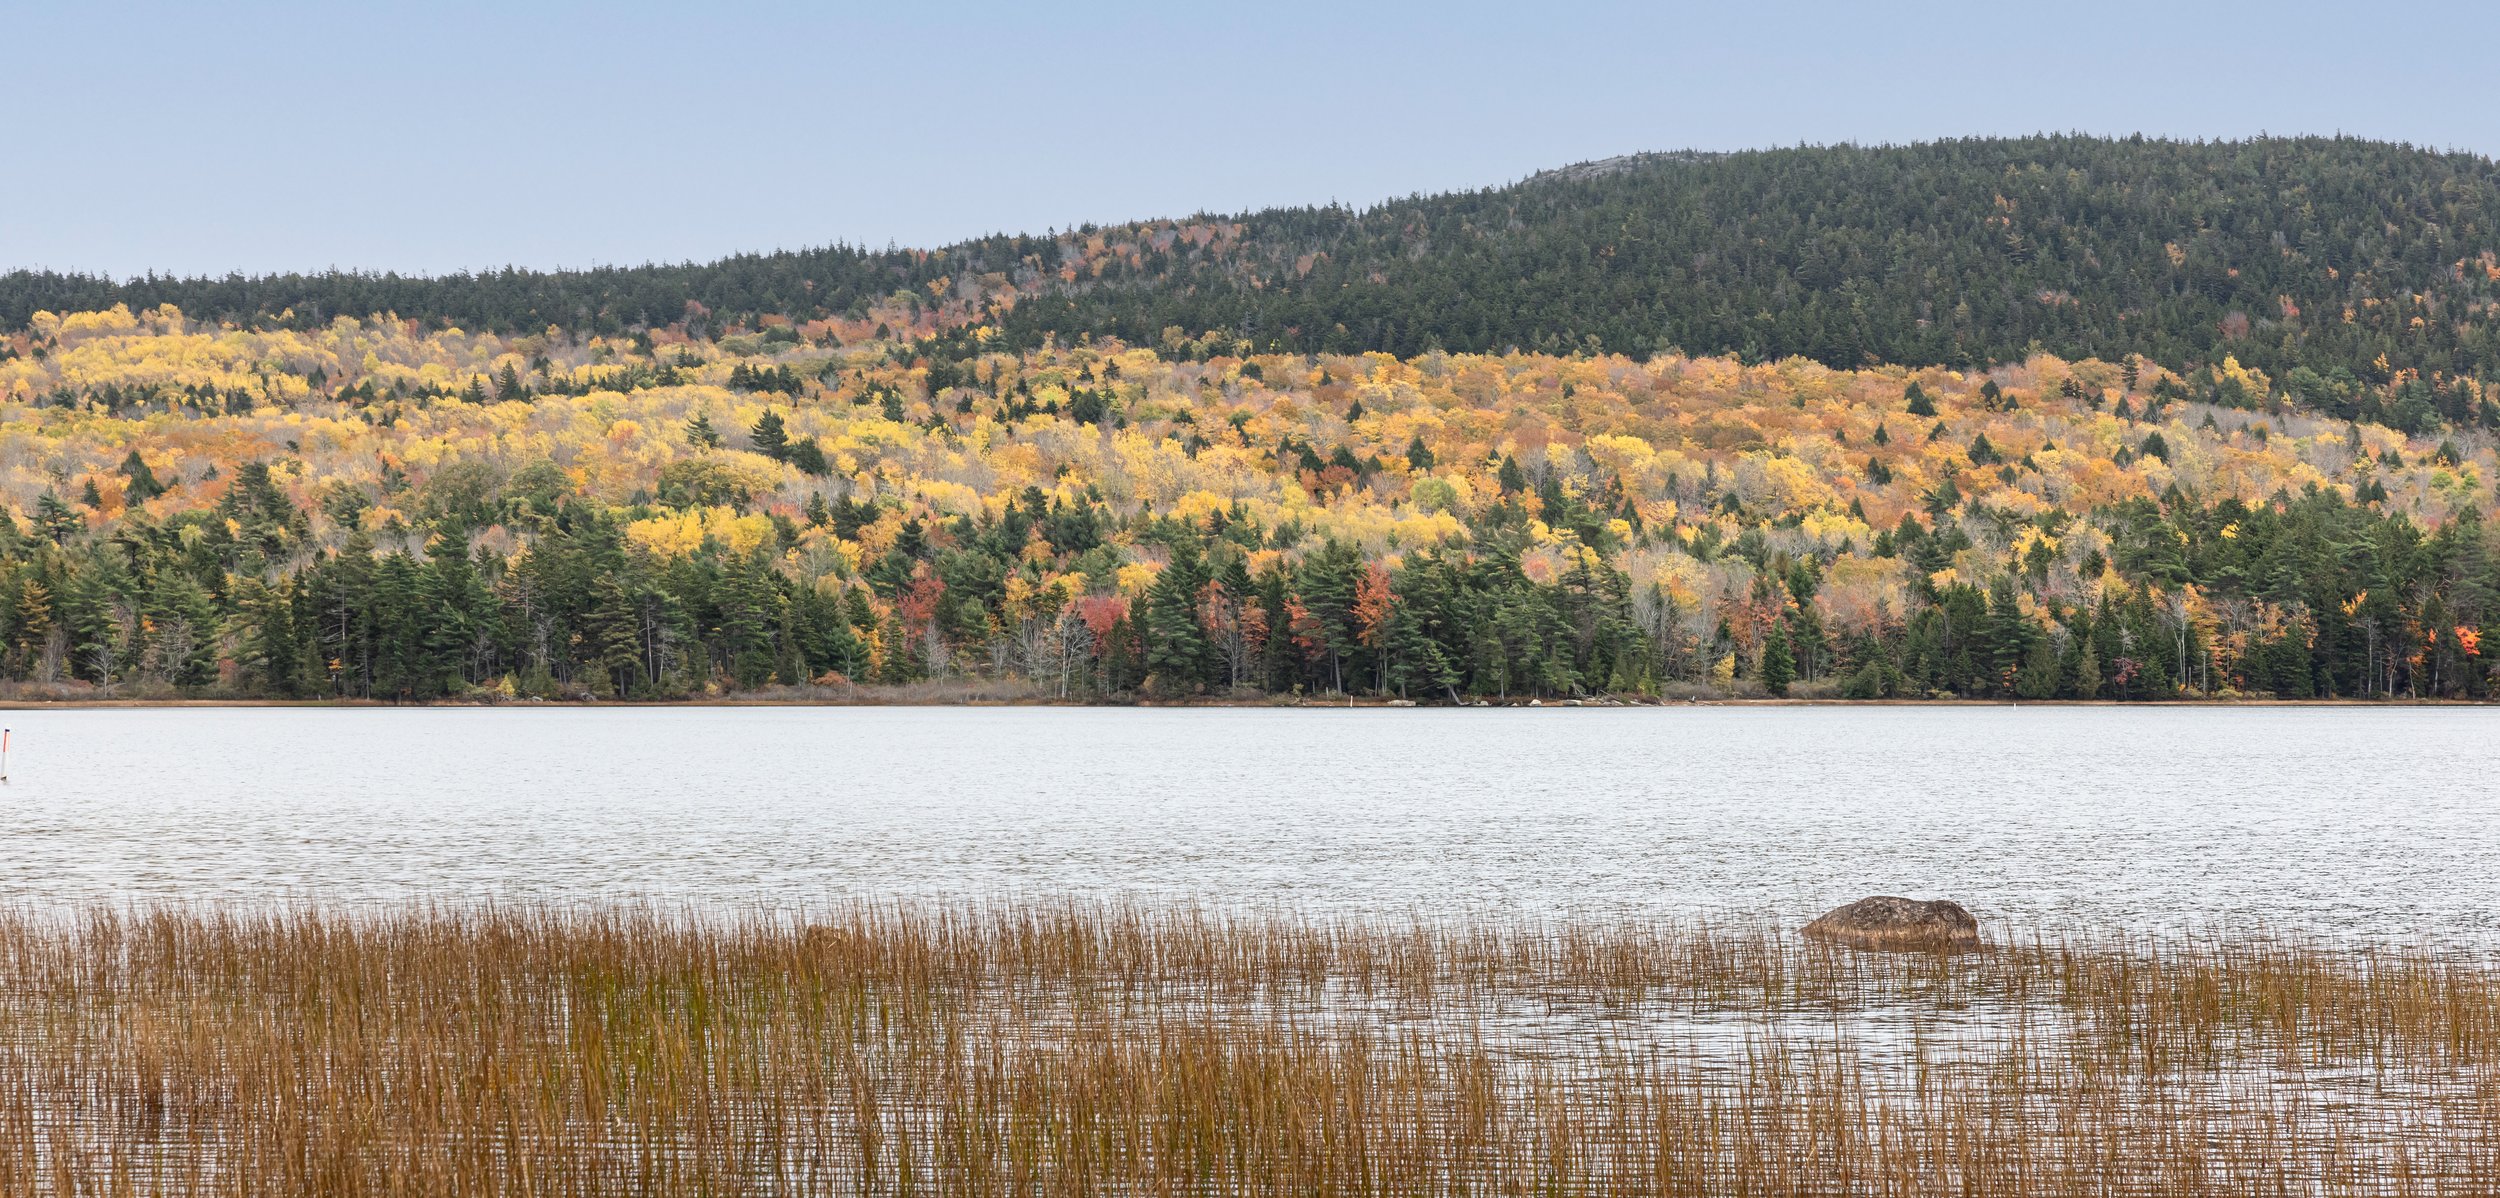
[{"x1": 0, "y1": 705, "x2": 2493, "y2": 939}]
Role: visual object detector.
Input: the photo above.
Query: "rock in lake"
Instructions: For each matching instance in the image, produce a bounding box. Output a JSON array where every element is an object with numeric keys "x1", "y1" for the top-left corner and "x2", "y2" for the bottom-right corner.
[{"x1": 1801, "y1": 896, "x2": 1981, "y2": 951}]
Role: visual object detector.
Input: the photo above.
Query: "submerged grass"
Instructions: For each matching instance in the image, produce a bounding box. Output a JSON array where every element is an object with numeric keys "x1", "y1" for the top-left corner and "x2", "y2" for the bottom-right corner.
[{"x1": 0, "y1": 904, "x2": 2491, "y2": 1195}]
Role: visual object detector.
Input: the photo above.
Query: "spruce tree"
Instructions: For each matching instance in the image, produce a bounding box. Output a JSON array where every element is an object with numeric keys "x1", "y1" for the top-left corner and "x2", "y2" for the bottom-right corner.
[
  {"x1": 2072, "y1": 638, "x2": 2102, "y2": 699},
  {"x1": 750, "y1": 410, "x2": 790, "y2": 460},
  {"x1": 1142, "y1": 538, "x2": 1211, "y2": 693},
  {"x1": 1406, "y1": 435, "x2": 1435, "y2": 471},
  {"x1": 583, "y1": 572, "x2": 645, "y2": 697},
  {"x1": 1761, "y1": 619, "x2": 1795, "y2": 696},
  {"x1": 787, "y1": 437, "x2": 830, "y2": 476},
  {"x1": 685, "y1": 412, "x2": 722, "y2": 448},
  {"x1": 419, "y1": 544, "x2": 490, "y2": 696},
  {"x1": 2016, "y1": 635, "x2": 2063, "y2": 699},
  {"x1": 119, "y1": 450, "x2": 167, "y2": 502}
]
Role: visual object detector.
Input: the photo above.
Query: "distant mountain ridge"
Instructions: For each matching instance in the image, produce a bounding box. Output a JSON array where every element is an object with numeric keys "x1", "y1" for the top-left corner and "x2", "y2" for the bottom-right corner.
[{"x1": 6, "y1": 135, "x2": 2497, "y2": 417}]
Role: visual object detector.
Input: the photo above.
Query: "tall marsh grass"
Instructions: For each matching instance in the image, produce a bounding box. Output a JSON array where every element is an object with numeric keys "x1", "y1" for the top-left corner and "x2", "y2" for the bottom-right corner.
[{"x1": 0, "y1": 904, "x2": 2491, "y2": 1194}]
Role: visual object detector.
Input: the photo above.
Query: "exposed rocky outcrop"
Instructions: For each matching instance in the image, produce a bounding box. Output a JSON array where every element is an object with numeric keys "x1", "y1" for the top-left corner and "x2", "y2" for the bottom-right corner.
[{"x1": 1801, "y1": 896, "x2": 1981, "y2": 951}]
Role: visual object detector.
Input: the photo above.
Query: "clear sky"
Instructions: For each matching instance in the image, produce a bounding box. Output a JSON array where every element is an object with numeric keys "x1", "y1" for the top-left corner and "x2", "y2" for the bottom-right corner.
[{"x1": 9, "y1": 0, "x2": 2496, "y2": 278}]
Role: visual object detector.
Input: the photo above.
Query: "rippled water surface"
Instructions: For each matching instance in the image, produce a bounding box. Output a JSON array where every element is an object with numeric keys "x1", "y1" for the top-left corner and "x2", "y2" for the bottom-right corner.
[{"x1": 1, "y1": 705, "x2": 2493, "y2": 935}]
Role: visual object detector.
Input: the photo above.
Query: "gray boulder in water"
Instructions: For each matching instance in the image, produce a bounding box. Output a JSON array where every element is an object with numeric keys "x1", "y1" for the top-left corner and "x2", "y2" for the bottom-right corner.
[{"x1": 1801, "y1": 896, "x2": 1982, "y2": 951}]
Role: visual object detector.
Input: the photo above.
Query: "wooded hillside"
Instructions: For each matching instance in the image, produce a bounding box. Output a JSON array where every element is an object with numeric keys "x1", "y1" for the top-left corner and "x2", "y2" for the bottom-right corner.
[
  {"x1": 7, "y1": 137, "x2": 2497, "y2": 434},
  {"x1": 1, "y1": 306, "x2": 2491, "y2": 703}
]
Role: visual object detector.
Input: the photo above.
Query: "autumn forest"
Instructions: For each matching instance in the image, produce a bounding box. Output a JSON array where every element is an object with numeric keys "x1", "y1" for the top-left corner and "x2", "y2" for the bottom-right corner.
[{"x1": 3, "y1": 137, "x2": 2497, "y2": 704}]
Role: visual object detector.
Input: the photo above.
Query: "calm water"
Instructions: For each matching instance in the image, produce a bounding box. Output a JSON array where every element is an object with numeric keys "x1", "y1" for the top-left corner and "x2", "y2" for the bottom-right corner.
[{"x1": 0, "y1": 705, "x2": 2492, "y2": 937}]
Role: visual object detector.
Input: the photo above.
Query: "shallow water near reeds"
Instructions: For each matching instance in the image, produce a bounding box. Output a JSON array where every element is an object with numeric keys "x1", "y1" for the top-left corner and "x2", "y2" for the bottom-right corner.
[
  {"x1": 2, "y1": 907, "x2": 2493, "y2": 1195},
  {"x1": 1, "y1": 704, "x2": 2493, "y2": 937},
  {"x1": 1, "y1": 706, "x2": 2497, "y2": 1193}
]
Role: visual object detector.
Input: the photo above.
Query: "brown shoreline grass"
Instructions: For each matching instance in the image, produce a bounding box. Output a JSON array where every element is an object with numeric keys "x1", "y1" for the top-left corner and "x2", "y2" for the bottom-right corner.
[{"x1": 0, "y1": 904, "x2": 2492, "y2": 1195}]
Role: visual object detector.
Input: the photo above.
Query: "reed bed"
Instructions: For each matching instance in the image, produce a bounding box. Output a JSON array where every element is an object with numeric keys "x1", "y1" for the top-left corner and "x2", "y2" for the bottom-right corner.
[{"x1": 0, "y1": 904, "x2": 2491, "y2": 1195}]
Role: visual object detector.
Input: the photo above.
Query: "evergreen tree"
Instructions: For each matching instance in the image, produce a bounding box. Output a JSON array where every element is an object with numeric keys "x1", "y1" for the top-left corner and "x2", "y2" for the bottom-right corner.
[
  {"x1": 7, "y1": 577, "x2": 54, "y2": 677},
  {"x1": 119, "y1": 450, "x2": 167, "y2": 502},
  {"x1": 1761, "y1": 619, "x2": 1795, "y2": 696},
  {"x1": 1406, "y1": 435, "x2": 1435, "y2": 471},
  {"x1": 750, "y1": 410, "x2": 791, "y2": 461},
  {"x1": 419, "y1": 543, "x2": 489, "y2": 696},
  {"x1": 1142, "y1": 538, "x2": 1211, "y2": 693},
  {"x1": 787, "y1": 437, "x2": 830, "y2": 476},
  {"x1": 718, "y1": 548, "x2": 781, "y2": 687},
  {"x1": 234, "y1": 577, "x2": 299, "y2": 697},
  {"x1": 685, "y1": 411, "x2": 722, "y2": 449},
  {"x1": 582, "y1": 572, "x2": 645, "y2": 697},
  {"x1": 2016, "y1": 634, "x2": 2063, "y2": 699},
  {"x1": 2074, "y1": 637, "x2": 2102, "y2": 699},
  {"x1": 1496, "y1": 455, "x2": 1527, "y2": 495},
  {"x1": 35, "y1": 491, "x2": 78, "y2": 543},
  {"x1": 1981, "y1": 577, "x2": 2041, "y2": 694}
]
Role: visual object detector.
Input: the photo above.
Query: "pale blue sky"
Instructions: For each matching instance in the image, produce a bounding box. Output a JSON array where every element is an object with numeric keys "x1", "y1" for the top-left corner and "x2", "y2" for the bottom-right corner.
[{"x1": 8, "y1": 0, "x2": 2495, "y2": 277}]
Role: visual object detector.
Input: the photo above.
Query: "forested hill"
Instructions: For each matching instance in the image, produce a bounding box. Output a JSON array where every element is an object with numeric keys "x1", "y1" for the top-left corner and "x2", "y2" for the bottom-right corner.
[
  {"x1": 1004, "y1": 137, "x2": 2500, "y2": 384},
  {"x1": 7, "y1": 136, "x2": 2500, "y2": 418}
]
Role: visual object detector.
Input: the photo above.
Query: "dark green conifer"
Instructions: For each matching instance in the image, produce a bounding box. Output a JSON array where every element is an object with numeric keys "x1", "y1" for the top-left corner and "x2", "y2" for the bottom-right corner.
[{"x1": 750, "y1": 410, "x2": 790, "y2": 460}]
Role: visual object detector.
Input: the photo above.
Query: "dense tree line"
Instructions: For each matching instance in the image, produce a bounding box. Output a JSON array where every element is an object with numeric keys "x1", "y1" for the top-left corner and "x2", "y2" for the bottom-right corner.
[
  {"x1": 1835, "y1": 491, "x2": 2494, "y2": 701},
  {"x1": 2, "y1": 472, "x2": 2490, "y2": 704},
  {"x1": 7, "y1": 137, "x2": 2497, "y2": 429},
  {"x1": 0, "y1": 248, "x2": 956, "y2": 344}
]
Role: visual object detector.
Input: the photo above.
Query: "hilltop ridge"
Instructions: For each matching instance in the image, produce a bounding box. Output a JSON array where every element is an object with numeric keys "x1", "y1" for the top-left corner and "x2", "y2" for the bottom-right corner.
[{"x1": 6, "y1": 136, "x2": 2497, "y2": 432}]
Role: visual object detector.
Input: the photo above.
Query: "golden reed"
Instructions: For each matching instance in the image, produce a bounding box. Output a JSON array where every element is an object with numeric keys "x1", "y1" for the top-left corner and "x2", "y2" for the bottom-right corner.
[{"x1": 0, "y1": 904, "x2": 2490, "y2": 1195}]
